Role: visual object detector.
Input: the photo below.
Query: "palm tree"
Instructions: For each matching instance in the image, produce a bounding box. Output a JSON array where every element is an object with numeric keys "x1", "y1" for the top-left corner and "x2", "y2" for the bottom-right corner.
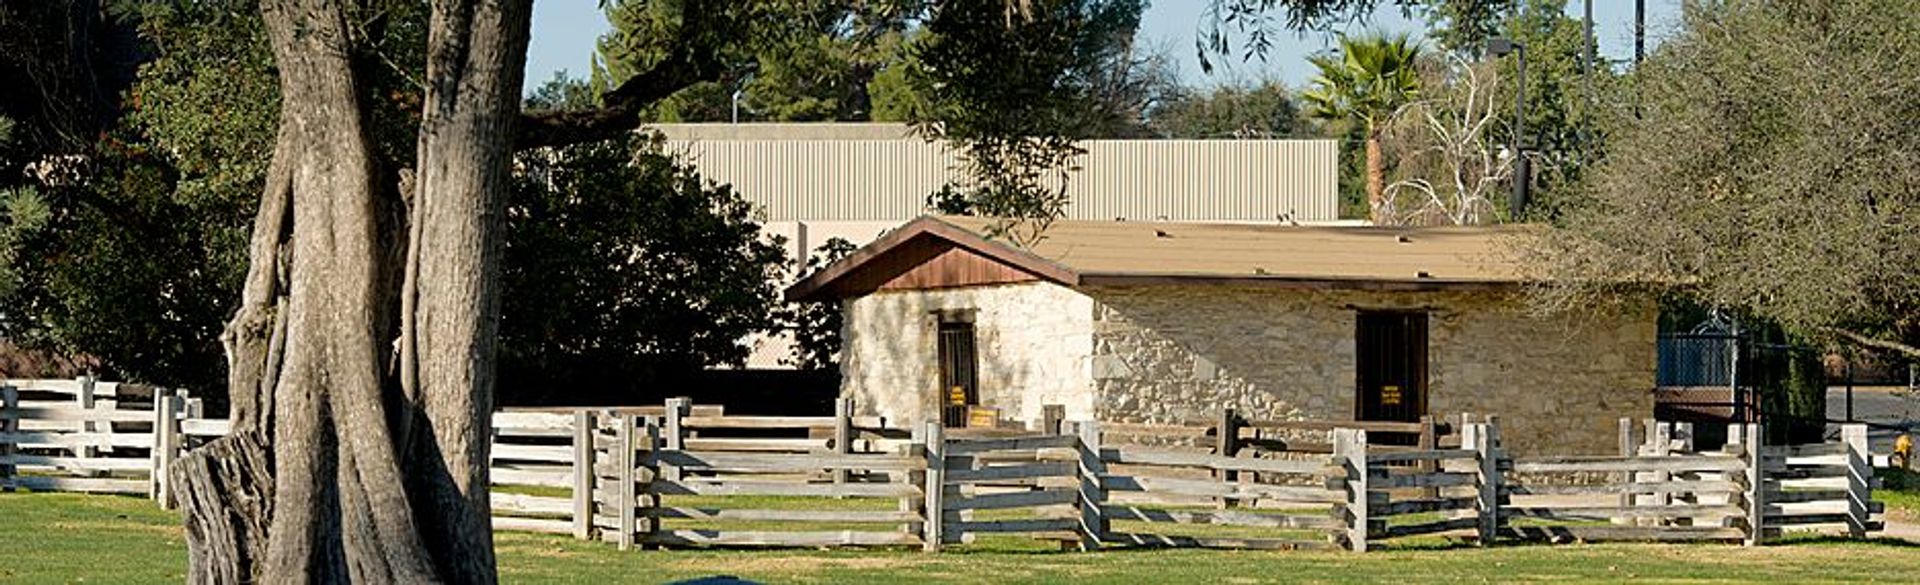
[{"x1": 1303, "y1": 34, "x2": 1422, "y2": 224}]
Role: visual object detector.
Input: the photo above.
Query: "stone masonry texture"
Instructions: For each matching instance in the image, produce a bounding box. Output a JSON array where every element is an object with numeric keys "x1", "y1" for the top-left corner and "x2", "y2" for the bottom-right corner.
[{"x1": 838, "y1": 282, "x2": 1656, "y2": 456}]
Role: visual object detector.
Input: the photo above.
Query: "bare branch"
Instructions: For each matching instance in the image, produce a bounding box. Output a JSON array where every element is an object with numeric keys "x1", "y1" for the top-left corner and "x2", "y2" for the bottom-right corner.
[
  {"x1": 1824, "y1": 327, "x2": 1920, "y2": 360},
  {"x1": 513, "y1": 1, "x2": 725, "y2": 150}
]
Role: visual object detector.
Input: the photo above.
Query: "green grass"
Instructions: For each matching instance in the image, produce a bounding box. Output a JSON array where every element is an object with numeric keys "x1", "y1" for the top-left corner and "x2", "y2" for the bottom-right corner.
[
  {"x1": 5, "y1": 492, "x2": 1920, "y2": 584},
  {"x1": 1879, "y1": 468, "x2": 1920, "y2": 522}
]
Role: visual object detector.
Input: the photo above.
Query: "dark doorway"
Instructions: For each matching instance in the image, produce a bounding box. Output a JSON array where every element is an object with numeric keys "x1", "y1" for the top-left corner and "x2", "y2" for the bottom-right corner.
[
  {"x1": 937, "y1": 319, "x2": 979, "y2": 427},
  {"x1": 1356, "y1": 311, "x2": 1429, "y2": 423}
]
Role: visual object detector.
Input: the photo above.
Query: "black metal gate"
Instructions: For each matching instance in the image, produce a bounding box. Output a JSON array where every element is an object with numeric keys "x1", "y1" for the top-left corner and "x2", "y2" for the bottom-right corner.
[
  {"x1": 1356, "y1": 311, "x2": 1428, "y2": 425},
  {"x1": 938, "y1": 321, "x2": 978, "y2": 427}
]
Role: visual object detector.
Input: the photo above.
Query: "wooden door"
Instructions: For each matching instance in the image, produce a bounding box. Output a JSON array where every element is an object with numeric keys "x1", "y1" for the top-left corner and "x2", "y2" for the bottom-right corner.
[{"x1": 1356, "y1": 311, "x2": 1429, "y2": 423}]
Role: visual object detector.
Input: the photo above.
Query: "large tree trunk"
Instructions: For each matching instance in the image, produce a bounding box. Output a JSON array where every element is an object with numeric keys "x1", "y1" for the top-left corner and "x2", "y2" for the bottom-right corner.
[
  {"x1": 1365, "y1": 132, "x2": 1386, "y2": 224},
  {"x1": 171, "y1": 1, "x2": 531, "y2": 582}
]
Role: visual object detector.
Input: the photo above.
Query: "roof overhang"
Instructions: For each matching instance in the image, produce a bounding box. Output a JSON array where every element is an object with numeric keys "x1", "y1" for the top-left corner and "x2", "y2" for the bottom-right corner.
[
  {"x1": 784, "y1": 216, "x2": 1533, "y2": 302},
  {"x1": 783, "y1": 217, "x2": 1081, "y2": 302}
]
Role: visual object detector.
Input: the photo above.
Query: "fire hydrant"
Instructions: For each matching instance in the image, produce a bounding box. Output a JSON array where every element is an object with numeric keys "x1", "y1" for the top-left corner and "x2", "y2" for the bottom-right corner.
[{"x1": 1895, "y1": 434, "x2": 1913, "y2": 470}]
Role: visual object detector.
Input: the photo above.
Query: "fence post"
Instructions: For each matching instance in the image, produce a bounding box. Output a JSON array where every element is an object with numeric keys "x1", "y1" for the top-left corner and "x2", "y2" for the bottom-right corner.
[
  {"x1": 1216, "y1": 408, "x2": 1239, "y2": 510},
  {"x1": 616, "y1": 414, "x2": 636, "y2": 551},
  {"x1": 663, "y1": 397, "x2": 688, "y2": 482},
  {"x1": 1042, "y1": 404, "x2": 1065, "y2": 436},
  {"x1": 922, "y1": 421, "x2": 945, "y2": 552},
  {"x1": 571, "y1": 409, "x2": 596, "y2": 541},
  {"x1": 834, "y1": 397, "x2": 853, "y2": 488},
  {"x1": 1485, "y1": 416, "x2": 1504, "y2": 536},
  {"x1": 1674, "y1": 422, "x2": 1700, "y2": 526},
  {"x1": 1739, "y1": 422, "x2": 1763, "y2": 546},
  {"x1": 1075, "y1": 419, "x2": 1106, "y2": 550},
  {"x1": 1843, "y1": 423, "x2": 1870, "y2": 538},
  {"x1": 76, "y1": 376, "x2": 100, "y2": 478},
  {"x1": 1334, "y1": 428, "x2": 1369, "y2": 552},
  {"x1": 154, "y1": 389, "x2": 182, "y2": 508},
  {"x1": 903, "y1": 424, "x2": 928, "y2": 540},
  {"x1": 1651, "y1": 418, "x2": 1666, "y2": 525},
  {"x1": 1417, "y1": 414, "x2": 1438, "y2": 499},
  {"x1": 1617, "y1": 417, "x2": 1635, "y2": 516},
  {"x1": 1, "y1": 384, "x2": 16, "y2": 492},
  {"x1": 643, "y1": 416, "x2": 663, "y2": 549},
  {"x1": 1459, "y1": 423, "x2": 1494, "y2": 545}
]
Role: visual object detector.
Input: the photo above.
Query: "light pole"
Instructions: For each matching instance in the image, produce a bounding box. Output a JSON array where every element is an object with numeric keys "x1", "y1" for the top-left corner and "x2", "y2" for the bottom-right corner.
[{"x1": 1489, "y1": 37, "x2": 1528, "y2": 220}]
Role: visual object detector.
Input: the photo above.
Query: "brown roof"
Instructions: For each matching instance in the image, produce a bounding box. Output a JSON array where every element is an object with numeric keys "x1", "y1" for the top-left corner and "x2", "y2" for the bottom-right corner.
[{"x1": 785, "y1": 215, "x2": 1535, "y2": 301}]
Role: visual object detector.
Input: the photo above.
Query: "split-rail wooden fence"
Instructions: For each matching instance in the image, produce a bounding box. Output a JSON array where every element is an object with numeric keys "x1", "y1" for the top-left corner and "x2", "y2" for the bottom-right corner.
[{"x1": 0, "y1": 379, "x2": 1892, "y2": 553}]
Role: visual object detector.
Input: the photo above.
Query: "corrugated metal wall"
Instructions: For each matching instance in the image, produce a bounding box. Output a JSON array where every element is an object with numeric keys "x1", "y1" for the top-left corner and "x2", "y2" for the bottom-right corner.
[{"x1": 661, "y1": 131, "x2": 1338, "y2": 222}]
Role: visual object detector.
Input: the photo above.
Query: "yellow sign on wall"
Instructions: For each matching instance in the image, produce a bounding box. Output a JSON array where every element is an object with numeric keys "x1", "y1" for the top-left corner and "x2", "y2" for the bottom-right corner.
[{"x1": 1380, "y1": 385, "x2": 1402, "y2": 406}]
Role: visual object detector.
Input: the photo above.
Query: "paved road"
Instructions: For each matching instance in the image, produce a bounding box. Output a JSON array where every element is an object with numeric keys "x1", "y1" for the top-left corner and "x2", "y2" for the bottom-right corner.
[{"x1": 1824, "y1": 386, "x2": 1918, "y2": 452}]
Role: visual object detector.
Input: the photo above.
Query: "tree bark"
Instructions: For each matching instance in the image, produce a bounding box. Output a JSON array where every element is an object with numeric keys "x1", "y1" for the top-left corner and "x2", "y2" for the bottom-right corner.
[
  {"x1": 1365, "y1": 132, "x2": 1386, "y2": 224},
  {"x1": 171, "y1": 1, "x2": 532, "y2": 582}
]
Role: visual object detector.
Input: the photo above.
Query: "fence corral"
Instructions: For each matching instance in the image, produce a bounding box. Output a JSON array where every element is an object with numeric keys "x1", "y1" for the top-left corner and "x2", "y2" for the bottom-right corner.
[
  {"x1": 1095, "y1": 421, "x2": 1347, "y2": 551},
  {"x1": 620, "y1": 398, "x2": 930, "y2": 549},
  {"x1": 0, "y1": 383, "x2": 1895, "y2": 554}
]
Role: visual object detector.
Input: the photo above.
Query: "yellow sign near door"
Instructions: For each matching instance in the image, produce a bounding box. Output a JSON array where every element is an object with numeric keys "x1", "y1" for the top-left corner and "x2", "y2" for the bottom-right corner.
[{"x1": 1380, "y1": 385, "x2": 1402, "y2": 406}]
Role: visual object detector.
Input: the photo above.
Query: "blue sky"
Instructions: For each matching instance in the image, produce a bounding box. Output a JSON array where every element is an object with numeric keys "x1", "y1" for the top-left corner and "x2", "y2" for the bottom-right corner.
[{"x1": 525, "y1": 1, "x2": 1683, "y2": 95}]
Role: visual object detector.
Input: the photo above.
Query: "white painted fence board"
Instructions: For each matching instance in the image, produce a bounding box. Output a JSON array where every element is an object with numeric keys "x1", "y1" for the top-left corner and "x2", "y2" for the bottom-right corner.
[
  {"x1": 491, "y1": 516, "x2": 573, "y2": 534},
  {"x1": 180, "y1": 419, "x2": 231, "y2": 437},
  {"x1": 0, "y1": 455, "x2": 152, "y2": 472},
  {"x1": 490, "y1": 492, "x2": 573, "y2": 516},
  {"x1": 491, "y1": 467, "x2": 573, "y2": 488},
  {"x1": 491, "y1": 444, "x2": 573, "y2": 462},
  {"x1": 0, "y1": 431, "x2": 154, "y2": 449},
  {"x1": 13, "y1": 475, "x2": 149, "y2": 494}
]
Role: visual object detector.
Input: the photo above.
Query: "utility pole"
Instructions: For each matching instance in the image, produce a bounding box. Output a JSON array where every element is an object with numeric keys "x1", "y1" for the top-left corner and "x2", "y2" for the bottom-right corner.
[
  {"x1": 1582, "y1": 0, "x2": 1594, "y2": 164},
  {"x1": 1635, "y1": 0, "x2": 1647, "y2": 65}
]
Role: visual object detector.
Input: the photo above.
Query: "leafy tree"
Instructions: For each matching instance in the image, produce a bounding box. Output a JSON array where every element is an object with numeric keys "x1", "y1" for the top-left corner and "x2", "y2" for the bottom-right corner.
[
  {"x1": 1302, "y1": 33, "x2": 1422, "y2": 224},
  {"x1": 1148, "y1": 79, "x2": 1306, "y2": 139},
  {"x1": 1197, "y1": 1, "x2": 1506, "y2": 70},
  {"x1": 0, "y1": 1, "x2": 329, "y2": 398},
  {"x1": 778, "y1": 237, "x2": 857, "y2": 370},
  {"x1": 501, "y1": 81, "x2": 788, "y2": 403},
  {"x1": 906, "y1": 0, "x2": 1148, "y2": 243},
  {"x1": 1536, "y1": 0, "x2": 1919, "y2": 361},
  {"x1": 596, "y1": 0, "x2": 921, "y2": 122}
]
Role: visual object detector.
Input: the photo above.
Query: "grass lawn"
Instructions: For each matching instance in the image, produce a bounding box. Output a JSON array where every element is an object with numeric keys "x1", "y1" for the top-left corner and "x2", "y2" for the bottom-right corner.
[
  {"x1": 1879, "y1": 468, "x2": 1920, "y2": 523},
  {"x1": 5, "y1": 492, "x2": 1920, "y2": 584}
]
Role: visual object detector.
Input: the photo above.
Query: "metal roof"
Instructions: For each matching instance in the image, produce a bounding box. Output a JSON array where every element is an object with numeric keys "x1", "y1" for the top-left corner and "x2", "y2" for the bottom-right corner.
[{"x1": 787, "y1": 216, "x2": 1536, "y2": 301}]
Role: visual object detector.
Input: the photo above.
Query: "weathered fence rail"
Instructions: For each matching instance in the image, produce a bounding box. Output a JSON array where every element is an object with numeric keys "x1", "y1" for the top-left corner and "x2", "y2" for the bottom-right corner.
[
  {"x1": 1344, "y1": 425, "x2": 1493, "y2": 551},
  {"x1": 1, "y1": 383, "x2": 1894, "y2": 554},
  {"x1": 1095, "y1": 422, "x2": 1346, "y2": 551}
]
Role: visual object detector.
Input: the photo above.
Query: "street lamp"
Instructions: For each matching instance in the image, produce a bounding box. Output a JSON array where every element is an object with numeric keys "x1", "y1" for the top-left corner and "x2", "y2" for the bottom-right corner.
[{"x1": 1489, "y1": 37, "x2": 1529, "y2": 220}]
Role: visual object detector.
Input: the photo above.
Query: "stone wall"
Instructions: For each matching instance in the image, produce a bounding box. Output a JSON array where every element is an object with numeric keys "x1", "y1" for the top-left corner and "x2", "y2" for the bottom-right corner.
[
  {"x1": 1087, "y1": 285, "x2": 1656, "y2": 455},
  {"x1": 838, "y1": 282, "x2": 1095, "y2": 427}
]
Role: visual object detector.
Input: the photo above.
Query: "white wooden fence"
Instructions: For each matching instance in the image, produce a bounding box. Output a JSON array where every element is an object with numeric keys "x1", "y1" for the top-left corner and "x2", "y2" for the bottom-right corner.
[{"x1": 0, "y1": 378, "x2": 208, "y2": 503}]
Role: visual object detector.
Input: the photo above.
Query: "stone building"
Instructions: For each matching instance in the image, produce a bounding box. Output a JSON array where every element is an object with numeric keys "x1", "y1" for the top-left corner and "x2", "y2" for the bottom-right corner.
[{"x1": 784, "y1": 216, "x2": 1657, "y2": 455}]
